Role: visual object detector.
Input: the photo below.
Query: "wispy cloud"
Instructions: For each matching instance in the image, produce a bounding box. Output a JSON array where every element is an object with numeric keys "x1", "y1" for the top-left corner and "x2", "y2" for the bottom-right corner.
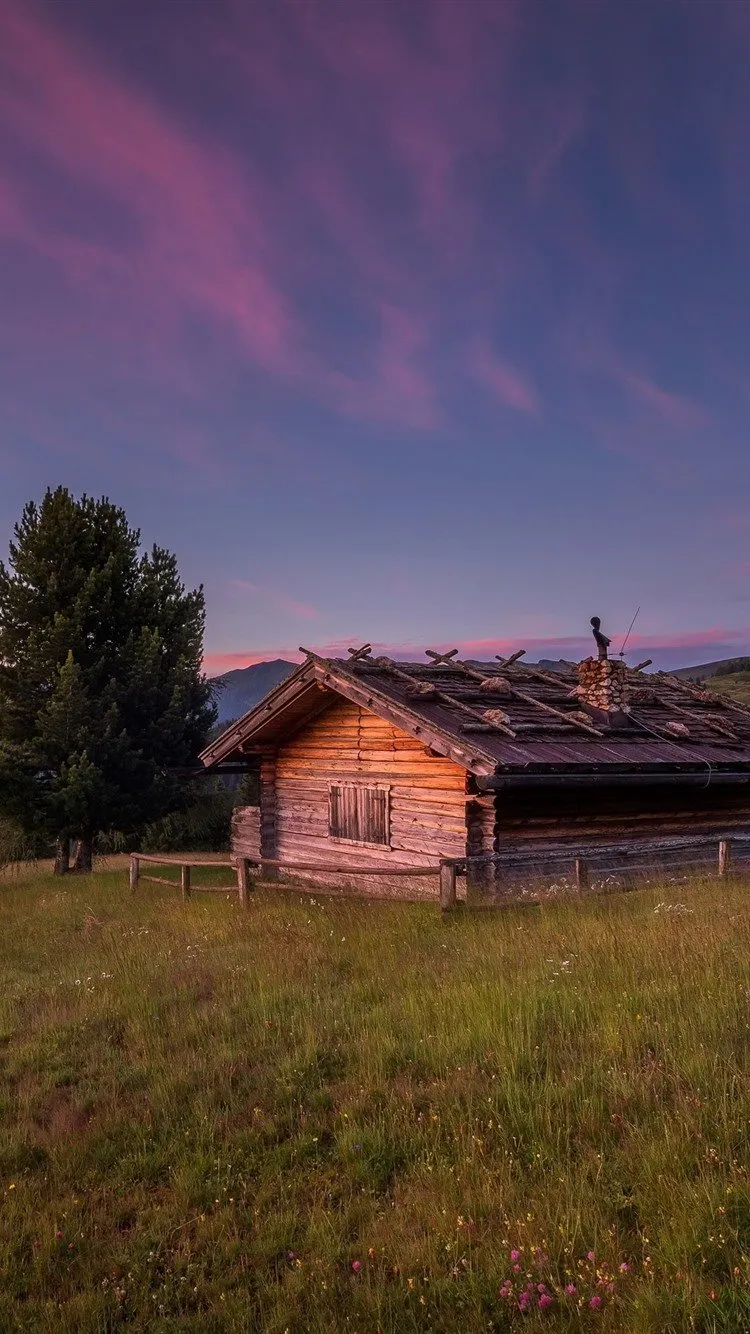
[
  {"x1": 0, "y1": 1, "x2": 451, "y2": 440},
  {"x1": 203, "y1": 625, "x2": 750, "y2": 676},
  {"x1": 469, "y1": 338, "x2": 540, "y2": 416},
  {"x1": 230, "y1": 579, "x2": 319, "y2": 622}
]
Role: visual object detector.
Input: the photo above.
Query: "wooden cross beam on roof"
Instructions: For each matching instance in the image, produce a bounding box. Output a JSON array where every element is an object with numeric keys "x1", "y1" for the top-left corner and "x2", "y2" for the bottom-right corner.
[
  {"x1": 347, "y1": 643, "x2": 373, "y2": 662},
  {"x1": 425, "y1": 648, "x2": 459, "y2": 667},
  {"x1": 494, "y1": 653, "x2": 566, "y2": 688},
  {"x1": 354, "y1": 649, "x2": 518, "y2": 737}
]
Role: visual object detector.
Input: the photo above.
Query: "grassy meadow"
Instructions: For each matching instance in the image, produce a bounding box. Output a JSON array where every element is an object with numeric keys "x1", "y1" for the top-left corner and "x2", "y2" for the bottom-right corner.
[{"x1": 1, "y1": 866, "x2": 750, "y2": 1332}]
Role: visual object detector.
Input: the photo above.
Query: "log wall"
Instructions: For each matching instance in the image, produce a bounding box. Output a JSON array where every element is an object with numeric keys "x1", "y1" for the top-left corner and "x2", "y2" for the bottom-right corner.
[
  {"x1": 496, "y1": 784, "x2": 750, "y2": 853},
  {"x1": 232, "y1": 805, "x2": 261, "y2": 859},
  {"x1": 257, "y1": 698, "x2": 470, "y2": 871}
]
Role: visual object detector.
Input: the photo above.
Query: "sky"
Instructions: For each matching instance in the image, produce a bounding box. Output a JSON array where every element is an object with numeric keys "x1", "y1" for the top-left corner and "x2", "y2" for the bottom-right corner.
[{"x1": 2, "y1": 0, "x2": 750, "y2": 675}]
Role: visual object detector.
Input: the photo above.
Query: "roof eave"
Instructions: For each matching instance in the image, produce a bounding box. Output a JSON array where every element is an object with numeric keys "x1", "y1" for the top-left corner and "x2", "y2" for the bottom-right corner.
[{"x1": 200, "y1": 659, "x2": 319, "y2": 767}]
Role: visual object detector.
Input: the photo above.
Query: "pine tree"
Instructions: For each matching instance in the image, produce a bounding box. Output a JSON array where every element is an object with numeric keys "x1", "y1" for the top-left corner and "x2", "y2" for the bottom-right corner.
[{"x1": 0, "y1": 488, "x2": 216, "y2": 871}]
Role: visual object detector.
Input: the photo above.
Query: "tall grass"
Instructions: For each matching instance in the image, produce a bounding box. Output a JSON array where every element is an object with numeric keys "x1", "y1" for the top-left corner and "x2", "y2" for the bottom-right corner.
[{"x1": 1, "y1": 868, "x2": 749, "y2": 1331}]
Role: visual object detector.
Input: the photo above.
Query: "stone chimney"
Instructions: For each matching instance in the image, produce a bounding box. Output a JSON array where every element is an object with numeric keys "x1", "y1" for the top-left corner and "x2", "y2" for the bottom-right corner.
[{"x1": 576, "y1": 656, "x2": 629, "y2": 714}]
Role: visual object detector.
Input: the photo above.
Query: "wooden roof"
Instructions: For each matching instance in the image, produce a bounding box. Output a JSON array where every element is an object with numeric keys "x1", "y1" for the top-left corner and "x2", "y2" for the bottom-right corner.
[{"x1": 201, "y1": 645, "x2": 750, "y2": 780}]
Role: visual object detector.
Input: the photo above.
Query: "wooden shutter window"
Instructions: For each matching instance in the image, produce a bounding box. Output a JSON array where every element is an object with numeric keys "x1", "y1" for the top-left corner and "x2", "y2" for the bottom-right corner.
[{"x1": 329, "y1": 784, "x2": 389, "y2": 847}]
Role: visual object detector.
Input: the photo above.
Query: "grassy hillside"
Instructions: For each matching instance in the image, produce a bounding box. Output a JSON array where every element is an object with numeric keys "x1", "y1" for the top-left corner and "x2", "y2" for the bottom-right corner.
[
  {"x1": 2, "y1": 869, "x2": 750, "y2": 1331},
  {"x1": 703, "y1": 671, "x2": 750, "y2": 708}
]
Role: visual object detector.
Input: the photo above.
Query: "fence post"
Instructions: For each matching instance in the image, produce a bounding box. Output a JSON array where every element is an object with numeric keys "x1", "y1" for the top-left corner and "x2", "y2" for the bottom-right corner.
[
  {"x1": 236, "y1": 858, "x2": 251, "y2": 907},
  {"x1": 129, "y1": 854, "x2": 139, "y2": 894},
  {"x1": 181, "y1": 864, "x2": 192, "y2": 900},
  {"x1": 439, "y1": 859, "x2": 457, "y2": 912},
  {"x1": 719, "y1": 839, "x2": 733, "y2": 877},
  {"x1": 574, "y1": 857, "x2": 589, "y2": 892}
]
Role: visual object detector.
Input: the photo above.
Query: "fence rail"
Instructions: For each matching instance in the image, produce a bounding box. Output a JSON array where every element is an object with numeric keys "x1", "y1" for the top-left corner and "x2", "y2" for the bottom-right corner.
[{"x1": 130, "y1": 835, "x2": 749, "y2": 913}]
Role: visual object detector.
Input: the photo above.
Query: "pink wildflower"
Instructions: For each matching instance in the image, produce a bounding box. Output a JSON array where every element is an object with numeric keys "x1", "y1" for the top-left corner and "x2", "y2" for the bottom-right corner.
[
  {"x1": 565, "y1": 1283, "x2": 576, "y2": 1295},
  {"x1": 55, "y1": 1231, "x2": 62, "y2": 1241},
  {"x1": 513, "y1": 1263, "x2": 521, "y2": 1273},
  {"x1": 510, "y1": 1249, "x2": 521, "y2": 1263},
  {"x1": 537, "y1": 1283, "x2": 547, "y2": 1293},
  {"x1": 587, "y1": 1251, "x2": 596, "y2": 1262},
  {"x1": 619, "y1": 1262, "x2": 630, "y2": 1273},
  {"x1": 589, "y1": 1294, "x2": 602, "y2": 1310},
  {"x1": 351, "y1": 1260, "x2": 361, "y2": 1273},
  {"x1": 539, "y1": 1293, "x2": 554, "y2": 1309},
  {"x1": 518, "y1": 1294, "x2": 530, "y2": 1312}
]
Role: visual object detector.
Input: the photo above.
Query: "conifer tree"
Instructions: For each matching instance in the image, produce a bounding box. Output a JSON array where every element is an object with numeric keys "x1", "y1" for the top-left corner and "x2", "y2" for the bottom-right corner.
[{"x1": 0, "y1": 487, "x2": 216, "y2": 871}]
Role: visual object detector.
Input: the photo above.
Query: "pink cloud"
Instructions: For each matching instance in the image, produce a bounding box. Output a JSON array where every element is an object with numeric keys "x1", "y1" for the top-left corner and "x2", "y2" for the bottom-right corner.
[
  {"x1": 528, "y1": 106, "x2": 586, "y2": 199},
  {"x1": 291, "y1": 2, "x2": 514, "y2": 255},
  {"x1": 0, "y1": 4, "x2": 291, "y2": 363},
  {"x1": 203, "y1": 625, "x2": 750, "y2": 677},
  {"x1": 0, "y1": 2, "x2": 446, "y2": 437},
  {"x1": 470, "y1": 339, "x2": 540, "y2": 416},
  {"x1": 231, "y1": 579, "x2": 319, "y2": 621},
  {"x1": 571, "y1": 336, "x2": 708, "y2": 431},
  {"x1": 203, "y1": 649, "x2": 302, "y2": 675},
  {"x1": 615, "y1": 368, "x2": 708, "y2": 431},
  {"x1": 321, "y1": 305, "x2": 440, "y2": 430}
]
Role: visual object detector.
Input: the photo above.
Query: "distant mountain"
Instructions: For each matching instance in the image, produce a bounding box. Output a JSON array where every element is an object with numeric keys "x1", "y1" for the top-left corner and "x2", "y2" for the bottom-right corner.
[
  {"x1": 211, "y1": 659, "x2": 296, "y2": 725},
  {"x1": 668, "y1": 659, "x2": 741, "y2": 680},
  {"x1": 535, "y1": 658, "x2": 576, "y2": 672}
]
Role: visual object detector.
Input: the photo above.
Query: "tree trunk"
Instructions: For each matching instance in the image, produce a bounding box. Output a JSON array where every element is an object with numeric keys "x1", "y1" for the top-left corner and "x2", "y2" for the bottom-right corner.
[
  {"x1": 73, "y1": 833, "x2": 94, "y2": 874},
  {"x1": 53, "y1": 838, "x2": 70, "y2": 876}
]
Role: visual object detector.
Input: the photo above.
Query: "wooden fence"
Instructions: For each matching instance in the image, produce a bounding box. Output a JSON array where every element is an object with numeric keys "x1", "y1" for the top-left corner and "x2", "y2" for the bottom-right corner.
[
  {"x1": 131, "y1": 835, "x2": 748, "y2": 913},
  {"x1": 129, "y1": 852, "x2": 443, "y2": 908}
]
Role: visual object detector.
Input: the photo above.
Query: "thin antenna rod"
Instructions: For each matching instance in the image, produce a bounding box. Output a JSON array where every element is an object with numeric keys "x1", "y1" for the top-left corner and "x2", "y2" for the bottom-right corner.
[{"x1": 619, "y1": 606, "x2": 641, "y2": 659}]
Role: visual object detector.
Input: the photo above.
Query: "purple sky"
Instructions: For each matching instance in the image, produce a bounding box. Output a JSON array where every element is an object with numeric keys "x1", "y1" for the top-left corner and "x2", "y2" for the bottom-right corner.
[{"x1": 2, "y1": 0, "x2": 750, "y2": 674}]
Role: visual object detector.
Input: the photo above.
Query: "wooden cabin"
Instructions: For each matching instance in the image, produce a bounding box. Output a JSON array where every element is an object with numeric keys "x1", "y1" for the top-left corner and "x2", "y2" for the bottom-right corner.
[{"x1": 201, "y1": 641, "x2": 750, "y2": 895}]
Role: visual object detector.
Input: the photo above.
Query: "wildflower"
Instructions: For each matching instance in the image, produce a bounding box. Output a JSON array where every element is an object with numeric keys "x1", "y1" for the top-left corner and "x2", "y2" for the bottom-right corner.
[
  {"x1": 589, "y1": 1294, "x2": 602, "y2": 1309},
  {"x1": 351, "y1": 1260, "x2": 361, "y2": 1273},
  {"x1": 55, "y1": 1231, "x2": 63, "y2": 1241},
  {"x1": 619, "y1": 1262, "x2": 630, "y2": 1273},
  {"x1": 587, "y1": 1251, "x2": 595, "y2": 1262},
  {"x1": 565, "y1": 1283, "x2": 576, "y2": 1295},
  {"x1": 513, "y1": 1263, "x2": 521, "y2": 1273},
  {"x1": 510, "y1": 1249, "x2": 521, "y2": 1262},
  {"x1": 518, "y1": 1293, "x2": 530, "y2": 1312}
]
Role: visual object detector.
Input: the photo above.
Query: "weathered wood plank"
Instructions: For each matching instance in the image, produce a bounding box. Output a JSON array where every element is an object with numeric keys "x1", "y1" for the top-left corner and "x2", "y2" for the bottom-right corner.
[{"x1": 439, "y1": 861, "x2": 457, "y2": 910}]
